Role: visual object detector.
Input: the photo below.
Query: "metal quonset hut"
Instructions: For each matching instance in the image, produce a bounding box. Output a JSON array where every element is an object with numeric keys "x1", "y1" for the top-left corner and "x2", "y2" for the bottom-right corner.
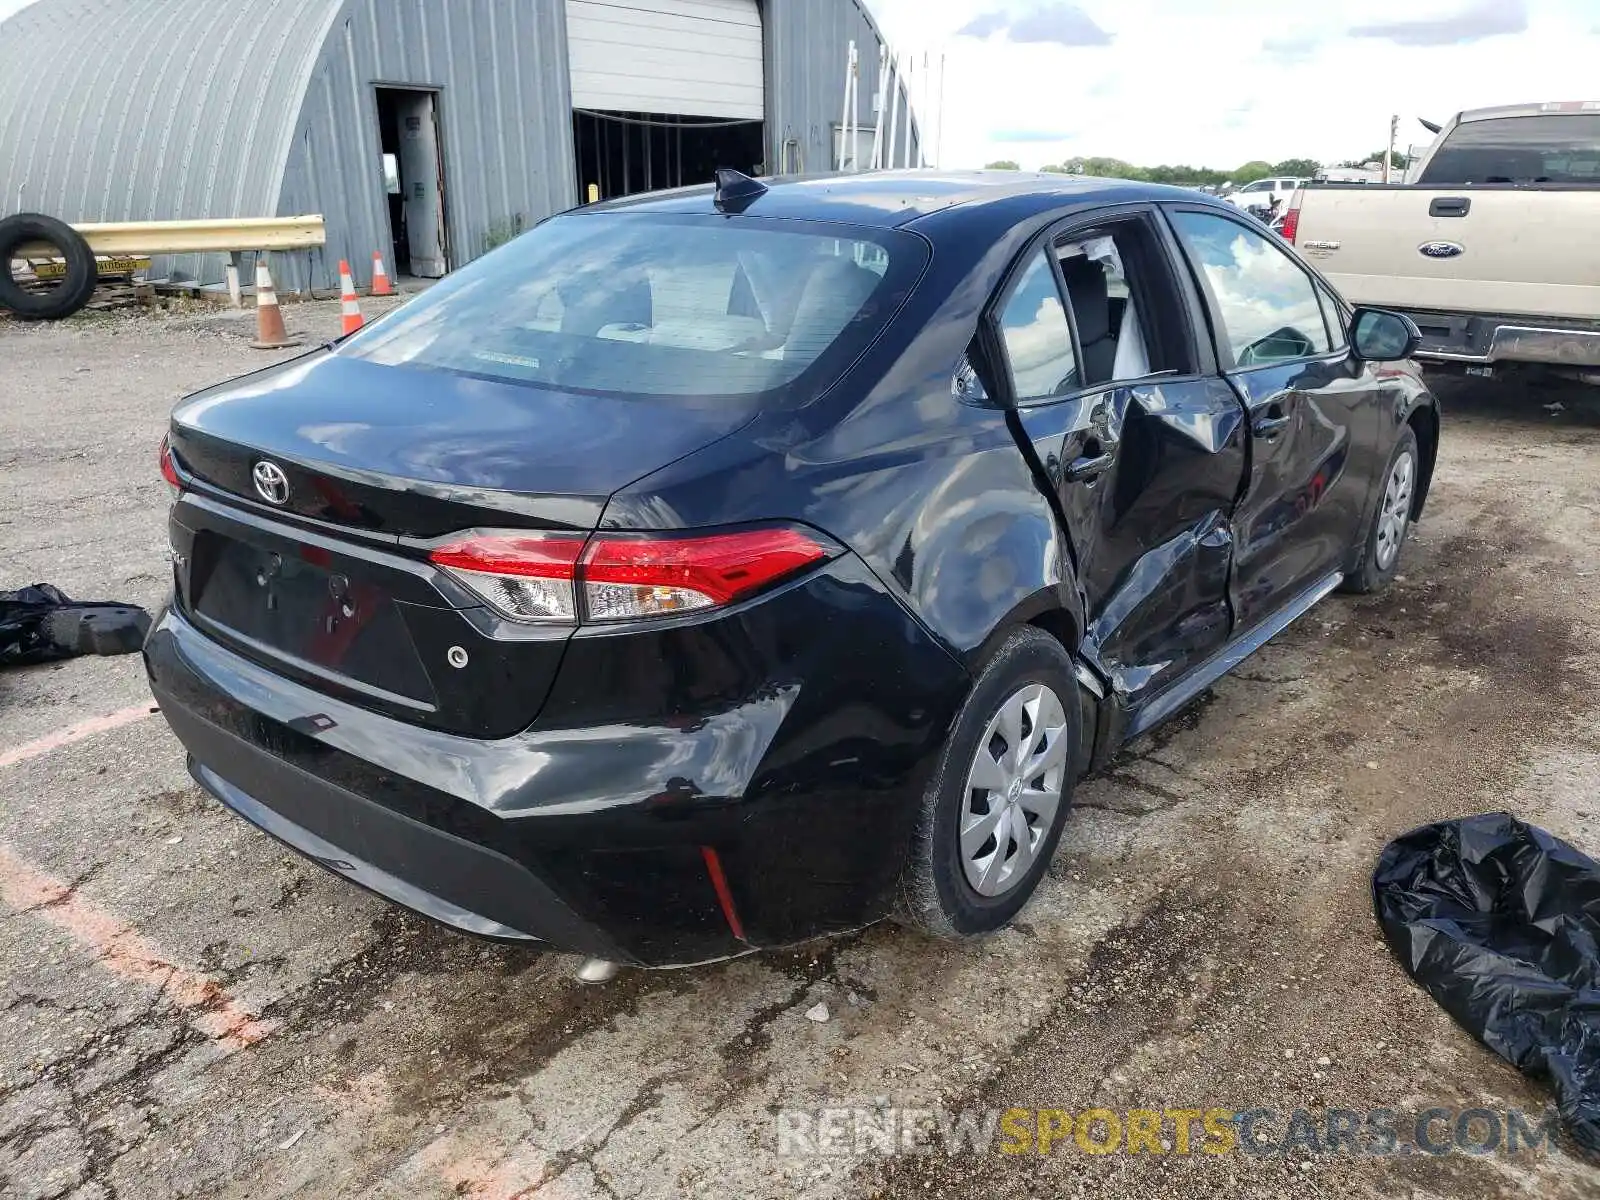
[{"x1": 0, "y1": 0, "x2": 916, "y2": 293}]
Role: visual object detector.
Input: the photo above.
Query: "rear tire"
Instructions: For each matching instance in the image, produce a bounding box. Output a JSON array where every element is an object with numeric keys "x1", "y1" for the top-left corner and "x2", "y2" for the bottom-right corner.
[
  {"x1": 894, "y1": 626, "x2": 1081, "y2": 939},
  {"x1": 1342, "y1": 425, "x2": 1418, "y2": 595},
  {"x1": 0, "y1": 213, "x2": 97, "y2": 321}
]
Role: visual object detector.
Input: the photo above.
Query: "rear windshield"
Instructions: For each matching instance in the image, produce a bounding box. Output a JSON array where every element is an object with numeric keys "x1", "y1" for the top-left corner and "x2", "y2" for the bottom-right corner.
[
  {"x1": 1417, "y1": 114, "x2": 1600, "y2": 185},
  {"x1": 343, "y1": 213, "x2": 924, "y2": 398}
]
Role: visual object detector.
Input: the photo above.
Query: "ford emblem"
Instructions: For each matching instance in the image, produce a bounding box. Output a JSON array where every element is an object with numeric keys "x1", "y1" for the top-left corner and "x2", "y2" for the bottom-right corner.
[{"x1": 1418, "y1": 241, "x2": 1465, "y2": 259}]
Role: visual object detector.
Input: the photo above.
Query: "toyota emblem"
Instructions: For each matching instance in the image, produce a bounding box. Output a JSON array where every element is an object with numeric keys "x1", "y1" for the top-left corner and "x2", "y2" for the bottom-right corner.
[{"x1": 252, "y1": 460, "x2": 290, "y2": 506}]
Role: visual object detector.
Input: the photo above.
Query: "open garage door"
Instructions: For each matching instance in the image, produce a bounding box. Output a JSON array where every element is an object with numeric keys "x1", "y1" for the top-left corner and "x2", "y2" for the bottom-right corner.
[{"x1": 566, "y1": 0, "x2": 764, "y2": 120}]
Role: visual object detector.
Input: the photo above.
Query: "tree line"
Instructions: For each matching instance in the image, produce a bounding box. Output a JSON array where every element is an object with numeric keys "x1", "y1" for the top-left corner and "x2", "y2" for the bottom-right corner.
[{"x1": 981, "y1": 153, "x2": 1406, "y2": 185}]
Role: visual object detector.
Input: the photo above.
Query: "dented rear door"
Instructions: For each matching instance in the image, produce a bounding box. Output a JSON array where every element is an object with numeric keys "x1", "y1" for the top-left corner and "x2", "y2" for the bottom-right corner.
[
  {"x1": 990, "y1": 204, "x2": 1249, "y2": 709},
  {"x1": 1013, "y1": 378, "x2": 1247, "y2": 706}
]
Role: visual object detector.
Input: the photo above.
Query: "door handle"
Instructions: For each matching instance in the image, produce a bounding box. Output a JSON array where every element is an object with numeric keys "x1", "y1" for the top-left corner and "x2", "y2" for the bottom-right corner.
[
  {"x1": 1428, "y1": 196, "x2": 1470, "y2": 218},
  {"x1": 1065, "y1": 449, "x2": 1115, "y2": 482},
  {"x1": 1252, "y1": 408, "x2": 1291, "y2": 438}
]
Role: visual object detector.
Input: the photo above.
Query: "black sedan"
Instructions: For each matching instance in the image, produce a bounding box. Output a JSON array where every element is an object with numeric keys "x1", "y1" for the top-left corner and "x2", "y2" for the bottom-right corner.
[{"x1": 147, "y1": 170, "x2": 1438, "y2": 969}]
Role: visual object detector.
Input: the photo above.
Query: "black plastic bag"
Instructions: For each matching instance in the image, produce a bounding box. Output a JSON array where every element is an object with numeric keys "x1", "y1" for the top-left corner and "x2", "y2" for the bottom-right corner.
[
  {"x1": 1373, "y1": 812, "x2": 1600, "y2": 1153},
  {"x1": 0, "y1": 584, "x2": 150, "y2": 666}
]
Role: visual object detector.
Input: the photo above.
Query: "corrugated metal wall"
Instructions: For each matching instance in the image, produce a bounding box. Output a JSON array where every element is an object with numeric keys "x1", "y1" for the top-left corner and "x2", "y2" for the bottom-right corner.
[
  {"x1": 763, "y1": 0, "x2": 919, "y2": 177},
  {"x1": 0, "y1": 0, "x2": 345, "y2": 284},
  {"x1": 0, "y1": 0, "x2": 911, "y2": 294},
  {"x1": 278, "y1": 0, "x2": 577, "y2": 292}
]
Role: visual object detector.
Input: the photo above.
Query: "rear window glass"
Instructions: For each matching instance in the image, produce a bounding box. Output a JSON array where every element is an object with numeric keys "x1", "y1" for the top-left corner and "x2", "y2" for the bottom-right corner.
[
  {"x1": 1417, "y1": 114, "x2": 1600, "y2": 184},
  {"x1": 343, "y1": 213, "x2": 921, "y2": 397}
]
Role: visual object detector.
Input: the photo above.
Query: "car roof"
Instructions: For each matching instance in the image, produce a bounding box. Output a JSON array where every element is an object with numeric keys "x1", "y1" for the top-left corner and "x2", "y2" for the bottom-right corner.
[
  {"x1": 580, "y1": 169, "x2": 1210, "y2": 229},
  {"x1": 1457, "y1": 101, "x2": 1600, "y2": 123}
]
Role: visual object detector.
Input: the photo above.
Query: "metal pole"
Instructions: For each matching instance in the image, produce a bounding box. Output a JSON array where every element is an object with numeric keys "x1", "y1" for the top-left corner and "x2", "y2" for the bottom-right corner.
[
  {"x1": 901, "y1": 54, "x2": 914, "y2": 169},
  {"x1": 1385, "y1": 114, "x2": 1399, "y2": 184},
  {"x1": 886, "y1": 52, "x2": 901, "y2": 172},
  {"x1": 844, "y1": 39, "x2": 857, "y2": 171},
  {"x1": 935, "y1": 54, "x2": 946, "y2": 168},
  {"x1": 845, "y1": 43, "x2": 858, "y2": 171},
  {"x1": 846, "y1": 46, "x2": 858, "y2": 171},
  {"x1": 917, "y1": 51, "x2": 929, "y2": 167},
  {"x1": 869, "y1": 45, "x2": 888, "y2": 170}
]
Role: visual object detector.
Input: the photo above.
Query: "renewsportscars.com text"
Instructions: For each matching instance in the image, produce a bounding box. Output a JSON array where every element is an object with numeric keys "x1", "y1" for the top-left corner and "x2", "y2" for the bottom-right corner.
[{"x1": 776, "y1": 1105, "x2": 1558, "y2": 1159}]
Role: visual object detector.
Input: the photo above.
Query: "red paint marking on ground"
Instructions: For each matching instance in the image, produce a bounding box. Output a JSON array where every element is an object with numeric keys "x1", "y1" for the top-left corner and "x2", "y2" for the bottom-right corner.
[
  {"x1": 0, "y1": 843, "x2": 275, "y2": 1050},
  {"x1": 0, "y1": 703, "x2": 158, "y2": 769}
]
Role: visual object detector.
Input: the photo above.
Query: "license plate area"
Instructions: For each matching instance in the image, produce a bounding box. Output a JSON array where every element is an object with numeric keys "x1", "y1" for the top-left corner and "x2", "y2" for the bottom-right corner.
[{"x1": 192, "y1": 533, "x2": 436, "y2": 705}]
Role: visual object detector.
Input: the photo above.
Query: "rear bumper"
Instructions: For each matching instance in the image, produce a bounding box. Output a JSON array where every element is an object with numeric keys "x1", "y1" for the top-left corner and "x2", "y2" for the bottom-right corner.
[
  {"x1": 172, "y1": 710, "x2": 616, "y2": 952},
  {"x1": 145, "y1": 555, "x2": 969, "y2": 967},
  {"x1": 1401, "y1": 309, "x2": 1600, "y2": 370}
]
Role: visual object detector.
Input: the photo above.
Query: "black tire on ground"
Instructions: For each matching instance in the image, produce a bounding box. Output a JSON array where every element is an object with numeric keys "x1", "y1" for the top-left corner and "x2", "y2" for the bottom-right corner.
[
  {"x1": 1342, "y1": 424, "x2": 1420, "y2": 595},
  {"x1": 0, "y1": 212, "x2": 97, "y2": 320},
  {"x1": 894, "y1": 626, "x2": 1081, "y2": 939}
]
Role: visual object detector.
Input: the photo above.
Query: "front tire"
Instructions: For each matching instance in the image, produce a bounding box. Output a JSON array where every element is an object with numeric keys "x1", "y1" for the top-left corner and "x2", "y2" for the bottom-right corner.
[
  {"x1": 894, "y1": 626, "x2": 1081, "y2": 939},
  {"x1": 1343, "y1": 425, "x2": 1418, "y2": 595}
]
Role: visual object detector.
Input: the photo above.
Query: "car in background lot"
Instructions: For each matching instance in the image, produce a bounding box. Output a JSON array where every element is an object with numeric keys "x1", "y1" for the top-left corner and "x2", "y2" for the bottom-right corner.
[
  {"x1": 1227, "y1": 177, "x2": 1309, "y2": 212},
  {"x1": 1286, "y1": 102, "x2": 1600, "y2": 386},
  {"x1": 145, "y1": 171, "x2": 1439, "y2": 969}
]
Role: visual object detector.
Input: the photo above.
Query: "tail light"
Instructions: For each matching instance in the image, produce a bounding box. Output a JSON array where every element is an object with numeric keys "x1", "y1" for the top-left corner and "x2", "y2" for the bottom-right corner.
[
  {"x1": 429, "y1": 534, "x2": 587, "y2": 622},
  {"x1": 159, "y1": 435, "x2": 181, "y2": 492},
  {"x1": 428, "y1": 526, "x2": 836, "y2": 625},
  {"x1": 1281, "y1": 191, "x2": 1303, "y2": 243}
]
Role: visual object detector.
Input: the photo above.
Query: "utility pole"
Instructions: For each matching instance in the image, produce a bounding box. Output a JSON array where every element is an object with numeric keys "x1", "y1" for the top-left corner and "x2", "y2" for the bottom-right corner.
[{"x1": 1385, "y1": 114, "x2": 1399, "y2": 183}]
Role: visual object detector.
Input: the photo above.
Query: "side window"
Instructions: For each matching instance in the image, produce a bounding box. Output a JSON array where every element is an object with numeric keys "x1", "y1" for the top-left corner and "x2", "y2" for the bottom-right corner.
[
  {"x1": 1054, "y1": 229, "x2": 1153, "y2": 386},
  {"x1": 1169, "y1": 210, "x2": 1332, "y2": 368},
  {"x1": 1241, "y1": 180, "x2": 1270, "y2": 193},
  {"x1": 997, "y1": 250, "x2": 1078, "y2": 400}
]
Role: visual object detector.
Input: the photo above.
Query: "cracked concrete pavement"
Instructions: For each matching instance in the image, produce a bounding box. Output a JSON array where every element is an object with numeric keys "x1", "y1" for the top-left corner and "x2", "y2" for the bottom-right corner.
[{"x1": 4, "y1": 300, "x2": 1600, "y2": 1198}]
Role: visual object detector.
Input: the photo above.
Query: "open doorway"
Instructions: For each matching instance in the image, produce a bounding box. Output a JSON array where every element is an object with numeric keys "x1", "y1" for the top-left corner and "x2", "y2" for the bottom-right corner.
[
  {"x1": 572, "y1": 110, "x2": 764, "y2": 203},
  {"x1": 376, "y1": 86, "x2": 449, "y2": 277}
]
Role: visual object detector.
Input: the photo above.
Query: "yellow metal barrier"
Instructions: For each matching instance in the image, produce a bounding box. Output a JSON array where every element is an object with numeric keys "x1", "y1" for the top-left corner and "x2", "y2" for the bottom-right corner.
[{"x1": 15, "y1": 215, "x2": 325, "y2": 258}]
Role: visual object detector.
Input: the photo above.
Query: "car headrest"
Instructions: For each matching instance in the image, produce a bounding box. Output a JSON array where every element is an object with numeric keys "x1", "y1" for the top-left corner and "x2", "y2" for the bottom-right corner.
[
  {"x1": 784, "y1": 259, "x2": 880, "y2": 357},
  {"x1": 1058, "y1": 256, "x2": 1111, "y2": 346}
]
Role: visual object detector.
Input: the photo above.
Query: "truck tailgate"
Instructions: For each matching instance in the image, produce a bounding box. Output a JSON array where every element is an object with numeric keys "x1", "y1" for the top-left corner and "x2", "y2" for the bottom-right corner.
[{"x1": 1295, "y1": 187, "x2": 1600, "y2": 321}]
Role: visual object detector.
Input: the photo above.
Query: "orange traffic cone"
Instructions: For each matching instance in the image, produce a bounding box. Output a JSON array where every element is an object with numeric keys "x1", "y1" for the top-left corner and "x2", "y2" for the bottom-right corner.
[
  {"x1": 338, "y1": 259, "x2": 364, "y2": 335},
  {"x1": 249, "y1": 258, "x2": 299, "y2": 350},
  {"x1": 370, "y1": 250, "x2": 395, "y2": 296}
]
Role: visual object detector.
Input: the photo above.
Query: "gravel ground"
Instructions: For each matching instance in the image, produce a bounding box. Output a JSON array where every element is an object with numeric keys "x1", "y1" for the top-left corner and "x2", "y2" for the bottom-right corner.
[{"x1": 2, "y1": 300, "x2": 1600, "y2": 1200}]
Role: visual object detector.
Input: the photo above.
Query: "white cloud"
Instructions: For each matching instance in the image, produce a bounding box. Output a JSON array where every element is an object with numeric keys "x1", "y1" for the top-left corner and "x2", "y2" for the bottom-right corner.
[
  {"x1": 863, "y1": 0, "x2": 1600, "y2": 172},
  {"x1": 958, "y1": 2, "x2": 1114, "y2": 46},
  {"x1": 1350, "y1": 0, "x2": 1529, "y2": 47}
]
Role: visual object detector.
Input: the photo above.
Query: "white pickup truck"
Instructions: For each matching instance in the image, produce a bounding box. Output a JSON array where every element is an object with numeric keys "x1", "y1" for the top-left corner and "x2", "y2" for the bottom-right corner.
[{"x1": 1285, "y1": 102, "x2": 1600, "y2": 385}]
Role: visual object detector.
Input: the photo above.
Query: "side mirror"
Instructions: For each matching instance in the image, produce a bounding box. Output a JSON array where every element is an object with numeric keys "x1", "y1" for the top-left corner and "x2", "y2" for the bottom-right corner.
[{"x1": 1350, "y1": 307, "x2": 1421, "y2": 362}]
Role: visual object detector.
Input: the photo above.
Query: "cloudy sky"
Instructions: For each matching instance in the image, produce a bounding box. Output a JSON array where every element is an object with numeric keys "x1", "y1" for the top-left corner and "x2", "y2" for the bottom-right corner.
[
  {"x1": 1, "y1": 0, "x2": 1595, "y2": 172},
  {"x1": 864, "y1": 0, "x2": 1600, "y2": 169}
]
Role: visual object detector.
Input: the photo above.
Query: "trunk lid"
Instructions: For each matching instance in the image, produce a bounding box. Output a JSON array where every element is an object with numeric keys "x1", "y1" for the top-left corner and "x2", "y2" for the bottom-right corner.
[{"x1": 169, "y1": 350, "x2": 760, "y2": 537}]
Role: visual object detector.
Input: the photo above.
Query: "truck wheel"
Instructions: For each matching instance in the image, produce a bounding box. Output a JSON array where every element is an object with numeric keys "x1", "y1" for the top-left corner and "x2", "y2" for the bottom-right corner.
[{"x1": 0, "y1": 213, "x2": 97, "y2": 320}]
